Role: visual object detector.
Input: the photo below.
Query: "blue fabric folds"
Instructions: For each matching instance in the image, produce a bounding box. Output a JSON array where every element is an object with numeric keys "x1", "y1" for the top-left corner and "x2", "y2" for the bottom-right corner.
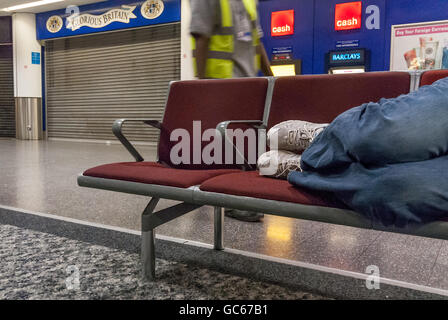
[{"x1": 288, "y1": 77, "x2": 448, "y2": 227}]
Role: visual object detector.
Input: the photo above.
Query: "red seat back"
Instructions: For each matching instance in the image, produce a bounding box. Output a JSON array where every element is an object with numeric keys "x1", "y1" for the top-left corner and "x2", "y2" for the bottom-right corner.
[
  {"x1": 267, "y1": 72, "x2": 411, "y2": 128},
  {"x1": 159, "y1": 78, "x2": 268, "y2": 169},
  {"x1": 420, "y1": 70, "x2": 448, "y2": 87}
]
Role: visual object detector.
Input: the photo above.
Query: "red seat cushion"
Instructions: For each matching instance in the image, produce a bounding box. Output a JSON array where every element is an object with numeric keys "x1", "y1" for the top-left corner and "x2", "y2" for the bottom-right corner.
[
  {"x1": 159, "y1": 78, "x2": 268, "y2": 170},
  {"x1": 420, "y1": 70, "x2": 448, "y2": 87},
  {"x1": 83, "y1": 162, "x2": 240, "y2": 189},
  {"x1": 267, "y1": 72, "x2": 411, "y2": 128},
  {"x1": 200, "y1": 171, "x2": 345, "y2": 208}
]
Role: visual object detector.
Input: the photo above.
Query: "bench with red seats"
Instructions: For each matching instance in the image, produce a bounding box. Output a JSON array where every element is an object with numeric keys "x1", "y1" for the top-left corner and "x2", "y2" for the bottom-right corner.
[
  {"x1": 79, "y1": 77, "x2": 273, "y2": 279},
  {"x1": 78, "y1": 70, "x2": 447, "y2": 281},
  {"x1": 199, "y1": 72, "x2": 412, "y2": 209},
  {"x1": 79, "y1": 78, "x2": 272, "y2": 200}
]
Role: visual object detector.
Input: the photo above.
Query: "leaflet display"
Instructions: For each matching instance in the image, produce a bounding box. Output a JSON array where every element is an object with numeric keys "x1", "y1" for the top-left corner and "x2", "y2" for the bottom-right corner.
[{"x1": 390, "y1": 20, "x2": 448, "y2": 71}]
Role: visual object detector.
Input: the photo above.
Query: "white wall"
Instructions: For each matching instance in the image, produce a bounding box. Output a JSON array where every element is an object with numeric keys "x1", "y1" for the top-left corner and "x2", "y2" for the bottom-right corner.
[
  {"x1": 13, "y1": 13, "x2": 42, "y2": 98},
  {"x1": 181, "y1": 0, "x2": 194, "y2": 80}
]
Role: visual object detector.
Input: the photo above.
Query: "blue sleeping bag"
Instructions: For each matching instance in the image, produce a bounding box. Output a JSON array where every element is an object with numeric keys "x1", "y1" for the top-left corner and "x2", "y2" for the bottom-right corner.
[{"x1": 288, "y1": 77, "x2": 448, "y2": 227}]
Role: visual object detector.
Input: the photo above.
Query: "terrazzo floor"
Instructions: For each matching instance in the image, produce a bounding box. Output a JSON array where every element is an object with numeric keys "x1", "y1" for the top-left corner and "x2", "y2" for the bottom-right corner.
[{"x1": 0, "y1": 223, "x2": 328, "y2": 300}]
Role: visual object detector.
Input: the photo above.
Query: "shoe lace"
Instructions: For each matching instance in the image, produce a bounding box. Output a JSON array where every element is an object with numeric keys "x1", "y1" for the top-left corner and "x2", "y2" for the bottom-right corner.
[
  {"x1": 276, "y1": 157, "x2": 302, "y2": 178},
  {"x1": 287, "y1": 124, "x2": 326, "y2": 150}
]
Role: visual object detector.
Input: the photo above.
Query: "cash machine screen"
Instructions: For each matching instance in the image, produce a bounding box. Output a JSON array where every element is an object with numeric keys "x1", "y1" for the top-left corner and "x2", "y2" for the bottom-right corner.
[
  {"x1": 328, "y1": 49, "x2": 366, "y2": 66},
  {"x1": 326, "y1": 48, "x2": 368, "y2": 74},
  {"x1": 270, "y1": 51, "x2": 301, "y2": 76}
]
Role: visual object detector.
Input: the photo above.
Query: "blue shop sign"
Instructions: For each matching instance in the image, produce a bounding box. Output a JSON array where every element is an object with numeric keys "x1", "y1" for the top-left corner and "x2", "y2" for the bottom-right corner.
[
  {"x1": 36, "y1": 0, "x2": 180, "y2": 40},
  {"x1": 332, "y1": 52, "x2": 361, "y2": 61},
  {"x1": 31, "y1": 52, "x2": 41, "y2": 65},
  {"x1": 328, "y1": 49, "x2": 366, "y2": 65},
  {"x1": 335, "y1": 40, "x2": 359, "y2": 49},
  {"x1": 272, "y1": 46, "x2": 293, "y2": 55}
]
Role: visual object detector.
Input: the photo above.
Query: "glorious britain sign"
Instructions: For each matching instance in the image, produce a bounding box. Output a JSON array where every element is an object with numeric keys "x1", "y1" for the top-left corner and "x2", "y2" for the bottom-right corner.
[
  {"x1": 41, "y1": 0, "x2": 171, "y2": 37},
  {"x1": 65, "y1": 5, "x2": 138, "y2": 31}
]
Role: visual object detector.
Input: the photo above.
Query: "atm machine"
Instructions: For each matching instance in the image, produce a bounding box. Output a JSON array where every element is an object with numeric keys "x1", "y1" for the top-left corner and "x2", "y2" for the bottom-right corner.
[
  {"x1": 326, "y1": 48, "x2": 369, "y2": 74},
  {"x1": 270, "y1": 50, "x2": 301, "y2": 77}
]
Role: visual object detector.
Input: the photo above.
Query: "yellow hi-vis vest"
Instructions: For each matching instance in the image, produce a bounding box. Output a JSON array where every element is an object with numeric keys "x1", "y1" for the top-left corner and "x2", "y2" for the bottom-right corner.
[{"x1": 192, "y1": 0, "x2": 261, "y2": 79}]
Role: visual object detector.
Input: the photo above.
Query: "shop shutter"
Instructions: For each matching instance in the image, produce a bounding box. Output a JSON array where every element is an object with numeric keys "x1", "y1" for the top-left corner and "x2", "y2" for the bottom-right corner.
[
  {"x1": 45, "y1": 23, "x2": 180, "y2": 143},
  {"x1": 0, "y1": 49, "x2": 15, "y2": 137}
]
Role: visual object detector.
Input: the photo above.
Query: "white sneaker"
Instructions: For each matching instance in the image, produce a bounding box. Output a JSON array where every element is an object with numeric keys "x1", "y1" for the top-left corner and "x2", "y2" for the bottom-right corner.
[
  {"x1": 268, "y1": 120, "x2": 329, "y2": 153},
  {"x1": 257, "y1": 150, "x2": 302, "y2": 179}
]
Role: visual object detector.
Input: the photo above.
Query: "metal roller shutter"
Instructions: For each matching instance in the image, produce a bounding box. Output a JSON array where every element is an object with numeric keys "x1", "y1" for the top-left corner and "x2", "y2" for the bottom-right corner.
[
  {"x1": 45, "y1": 23, "x2": 181, "y2": 143},
  {"x1": 0, "y1": 48, "x2": 14, "y2": 137}
]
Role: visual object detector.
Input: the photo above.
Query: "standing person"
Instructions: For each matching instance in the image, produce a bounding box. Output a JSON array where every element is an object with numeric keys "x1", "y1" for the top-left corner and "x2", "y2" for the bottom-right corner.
[
  {"x1": 190, "y1": 0, "x2": 272, "y2": 79},
  {"x1": 190, "y1": 0, "x2": 272, "y2": 222}
]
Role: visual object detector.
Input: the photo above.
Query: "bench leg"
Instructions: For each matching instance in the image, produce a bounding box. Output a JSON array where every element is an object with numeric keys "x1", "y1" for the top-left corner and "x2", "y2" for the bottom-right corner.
[
  {"x1": 141, "y1": 229, "x2": 156, "y2": 281},
  {"x1": 141, "y1": 199, "x2": 202, "y2": 281},
  {"x1": 214, "y1": 206, "x2": 224, "y2": 250},
  {"x1": 141, "y1": 197, "x2": 159, "y2": 281}
]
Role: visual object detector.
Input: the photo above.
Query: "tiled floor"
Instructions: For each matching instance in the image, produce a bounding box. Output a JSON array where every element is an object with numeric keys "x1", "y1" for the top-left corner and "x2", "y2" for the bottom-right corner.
[{"x1": 1, "y1": 138, "x2": 447, "y2": 291}]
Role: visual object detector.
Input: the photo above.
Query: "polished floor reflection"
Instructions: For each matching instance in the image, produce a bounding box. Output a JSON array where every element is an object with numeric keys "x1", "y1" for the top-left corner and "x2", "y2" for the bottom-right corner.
[{"x1": 1, "y1": 139, "x2": 447, "y2": 291}]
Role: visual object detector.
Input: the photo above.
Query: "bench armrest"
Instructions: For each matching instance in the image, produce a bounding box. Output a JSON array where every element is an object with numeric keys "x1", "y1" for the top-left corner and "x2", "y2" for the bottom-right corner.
[
  {"x1": 216, "y1": 120, "x2": 266, "y2": 170},
  {"x1": 216, "y1": 120, "x2": 266, "y2": 135},
  {"x1": 112, "y1": 119, "x2": 162, "y2": 162}
]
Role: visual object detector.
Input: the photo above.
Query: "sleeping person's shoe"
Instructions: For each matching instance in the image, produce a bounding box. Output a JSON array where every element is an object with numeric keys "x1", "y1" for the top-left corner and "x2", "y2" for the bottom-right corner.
[
  {"x1": 258, "y1": 150, "x2": 302, "y2": 179},
  {"x1": 224, "y1": 209, "x2": 264, "y2": 222},
  {"x1": 268, "y1": 120, "x2": 329, "y2": 152}
]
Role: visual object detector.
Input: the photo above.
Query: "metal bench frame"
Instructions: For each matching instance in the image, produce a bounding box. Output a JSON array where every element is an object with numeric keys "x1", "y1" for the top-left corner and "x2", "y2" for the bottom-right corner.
[{"x1": 78, "y1": 71, "x2": 448, "y2": 281}]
